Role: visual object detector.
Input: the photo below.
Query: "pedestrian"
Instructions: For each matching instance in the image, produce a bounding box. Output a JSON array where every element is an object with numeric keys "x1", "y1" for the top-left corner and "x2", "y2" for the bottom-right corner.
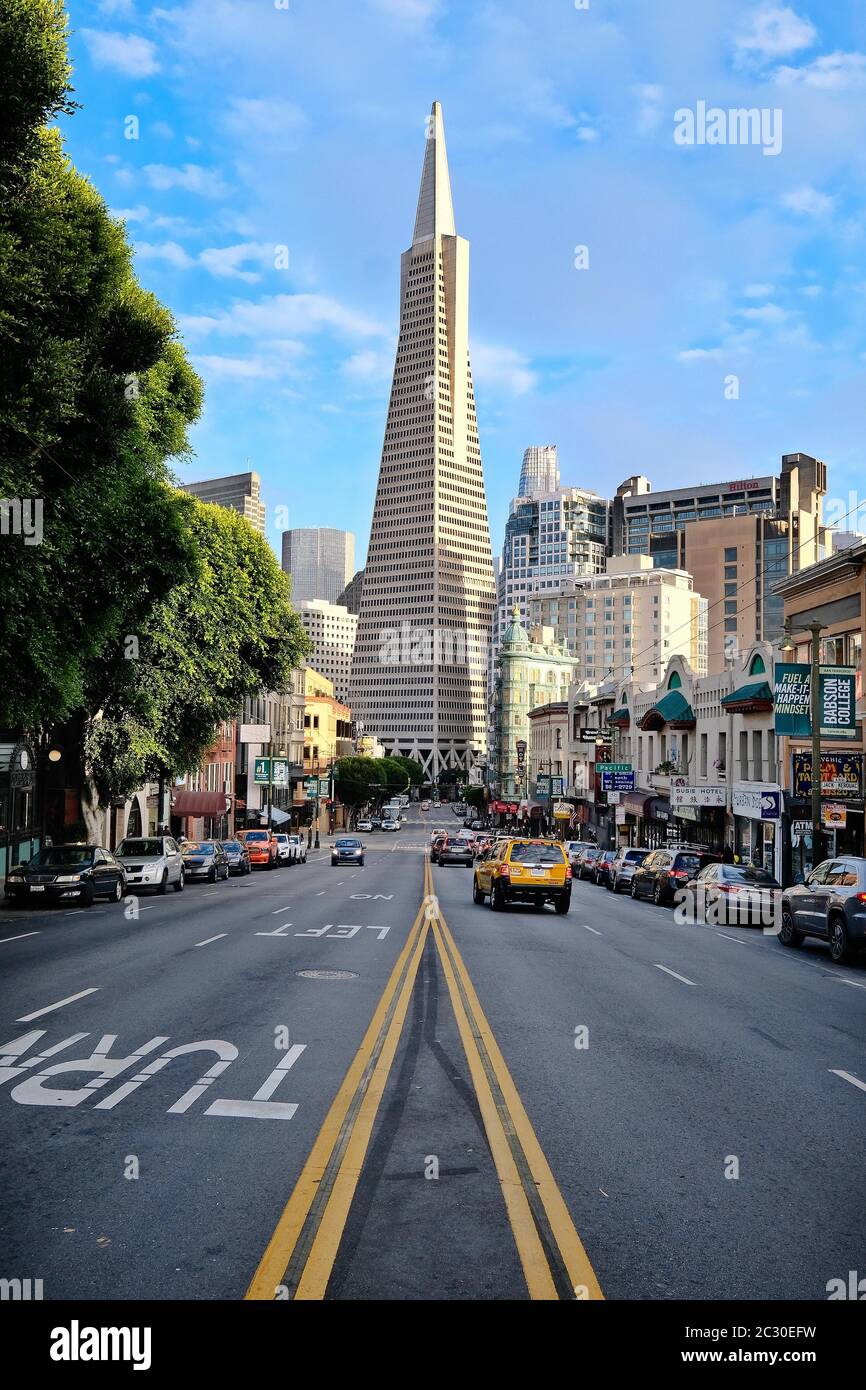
[{"x1": 722, "y1": 843, "x2": 734, "y2": 864}]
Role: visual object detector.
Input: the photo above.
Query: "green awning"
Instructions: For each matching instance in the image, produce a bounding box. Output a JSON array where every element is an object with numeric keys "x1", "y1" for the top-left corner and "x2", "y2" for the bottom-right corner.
[
  {"x1": 609, "y1": 707, "x2": 630, "y2": 725},
  {"x1": 639, "y1": 689, "x2": 696, "y2": 730},
  {"x1": 720, "y1": 680, "x2": 773, "y2": 712}
]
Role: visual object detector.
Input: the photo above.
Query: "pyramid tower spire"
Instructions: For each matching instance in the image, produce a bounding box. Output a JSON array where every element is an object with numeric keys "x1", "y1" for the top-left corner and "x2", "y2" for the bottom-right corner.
[
  {"x1": 413, "y1": 101, "x2": 456, "y2": 244},
  {"x1": 350, "y1": 104, "x2": 495, "y2": 780}
]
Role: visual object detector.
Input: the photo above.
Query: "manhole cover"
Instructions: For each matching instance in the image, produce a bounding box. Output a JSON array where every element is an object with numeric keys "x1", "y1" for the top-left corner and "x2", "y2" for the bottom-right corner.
[{"x1": 296, "y1": 969, "x2": 358, "y2": 981}]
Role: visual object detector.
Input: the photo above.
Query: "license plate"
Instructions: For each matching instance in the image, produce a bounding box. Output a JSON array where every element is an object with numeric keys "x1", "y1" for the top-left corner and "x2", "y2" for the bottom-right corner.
[{"x1": 30, "y1": 885, "x2": 45, "y2": 892}]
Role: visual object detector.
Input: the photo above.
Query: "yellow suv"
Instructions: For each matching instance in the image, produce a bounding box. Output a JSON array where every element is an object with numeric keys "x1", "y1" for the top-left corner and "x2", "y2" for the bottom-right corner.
[{"x1": 473, "y1": 838, "x2": 572, "y2": 915}]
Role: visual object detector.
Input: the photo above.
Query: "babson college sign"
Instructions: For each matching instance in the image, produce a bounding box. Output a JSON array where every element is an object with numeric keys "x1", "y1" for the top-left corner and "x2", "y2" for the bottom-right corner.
[{"x1": 774, "y1": 664, "x2": 857, "y2": 741}]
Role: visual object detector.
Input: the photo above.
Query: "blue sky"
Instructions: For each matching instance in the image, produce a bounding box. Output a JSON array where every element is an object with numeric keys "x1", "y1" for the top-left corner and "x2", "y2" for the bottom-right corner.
[{"x1": 63, "y1": 0, "x2": 866, "y2": 563}]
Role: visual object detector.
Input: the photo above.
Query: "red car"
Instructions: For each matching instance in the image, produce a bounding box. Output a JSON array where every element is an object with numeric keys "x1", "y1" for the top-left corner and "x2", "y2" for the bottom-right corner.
[{"x1": 237, "y1": 829, "x2": 280, "y2": 869}]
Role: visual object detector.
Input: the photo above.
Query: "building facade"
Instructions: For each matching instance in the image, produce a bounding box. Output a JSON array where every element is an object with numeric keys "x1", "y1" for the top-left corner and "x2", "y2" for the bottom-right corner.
[
  {"x1": 281, "y1": 528, "x2": 355, "y2": 605},
  {"x1": 296, "y1": 599, "x2": 358, "y2": 704},
  {"x1": 518, "y1": 445, "x2": 560, "y2": 498},
  {"x1": 338, "y1": 568, "x2": 365, "y2": 615},
  {"x1": 350, "y1": 102, "x2": 496, "y2": 778},
  {"x1": 612, "y1": 453, "x2": 830, "y2": 675},
  {"x1": 234, "y1": 675, "x2": 306, "y2": 830},
  {"x1": 529, "y1": 554, "x2": 707, "y2": 687},
  {"x1": 489, "y1": 609, "x2": 573, "y2": 801},
  {"x1": 179, "y1": 471, "x2": 267, "y2": 536}
]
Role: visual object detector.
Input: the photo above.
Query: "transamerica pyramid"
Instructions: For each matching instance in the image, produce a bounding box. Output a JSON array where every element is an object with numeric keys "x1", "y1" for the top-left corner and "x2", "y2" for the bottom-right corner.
[{"x1": 350, "y1": 102, "x2": 496, "y2": 781}]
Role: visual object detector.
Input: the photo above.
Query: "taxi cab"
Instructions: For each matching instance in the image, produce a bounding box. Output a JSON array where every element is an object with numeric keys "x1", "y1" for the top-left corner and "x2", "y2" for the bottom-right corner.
[{"x1": 473, "y1": 837, "x2": 572, "y2": 914}]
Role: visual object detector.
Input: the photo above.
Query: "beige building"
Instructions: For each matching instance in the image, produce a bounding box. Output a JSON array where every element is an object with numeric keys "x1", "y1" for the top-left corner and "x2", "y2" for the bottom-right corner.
[
  {"x1": 350, "y1": 102, "x2": 495, "y2": 779},
  {"x1": 529, "y1": 554, "x2": 707, "y2": 688},
  {"x1": 297, "y1": 599, "x2": 357, "y2": 705},
  {"x1": 179, "y1": 470, "x2": 266, "y2": 536},
  {"x1": 489, "y1": 610, "x2": 574, "y2": 798}
]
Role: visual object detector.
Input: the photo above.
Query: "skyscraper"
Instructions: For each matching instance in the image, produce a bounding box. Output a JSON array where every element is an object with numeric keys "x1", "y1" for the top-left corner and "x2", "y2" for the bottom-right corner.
[
  {"x1": 179, "y1": 471, "x2": 266, "y2": 536},
  {"x1": 350, "y1": 102, "x2": 495, "y2": 777},
  {"x1": 518, "y1": 446, "x2": 560, "y2": 498},
  {"x1": 281, "y1": 527, "x2": 354, "y2": 604}
]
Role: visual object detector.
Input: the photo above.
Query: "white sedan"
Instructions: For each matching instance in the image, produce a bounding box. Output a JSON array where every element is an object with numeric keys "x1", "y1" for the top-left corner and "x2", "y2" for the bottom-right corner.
[
  {"x1": 381, "y1": 819, "x2": 399, "y2": 831},
  {"x1": 357, "y1": 819, "x2": 374, "y2": 832}
]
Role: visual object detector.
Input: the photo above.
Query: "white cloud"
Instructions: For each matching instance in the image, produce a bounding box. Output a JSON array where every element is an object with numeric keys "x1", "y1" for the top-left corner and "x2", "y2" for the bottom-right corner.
[
  {"x1": 368, "y1": 0, "x2": 440, "y2": 23},
  {"x1": 179, "y1": 293, "x2": 386, "y2": 341},
  {"x1": 734, "y1": 6, "x2": 816, "y2": 61},
  {"x1": 199, "y1": 242, "x2": 283, "y2": 284},
  {"x1": 134, "y1": 240, "x2": 194, "y2": 269},
  {"x1": 744, "y1": 282, "x2": 774, "y2": 297},
  {"x1": 98, "y1": 0, "x2": 136, "y2": 14},
  {"x1": 677, "y1": 347, "x2": 726, "y2": 362},
  {"x1": 738, "y1": 302, "x2": 789, "y2": 323},
  {"x1": 342, "y1": 349, "x2": 394, "y2": 385},
  {"x1": 576, "y1": 126, "x2": 600, "y2": 143},
  {"x1": 191, "y1": 354, "x2": 297, "y2": 382},
  {"x1": 151, "y1": 121, "x2": 174, "y2": 140},
  {"x1": 799, "y1": 284, "x2": 823, "y2": 297},
  {"x1": 80, "y1": 29, "x2": 160, "y2": 77},
  {"x1": 634, "y1": 85, "x2": 665, "y2": 136},
  {"x1": 143, "y1": 163, "x2": 228, "y2": 197},
  {"x1": 224, "y1": 98, "x2": 307, "y2": 140},
  {"x1": 112, "y1": 204, "x2": 150, "y2": 222},
  {"x1": 774, "y1": 51, "x2": 866, "y2": 89},
  {"x1": 781, "y1": 185, "x2": 835, "y2": 216},
  {"x1": 471, "y1": 343, "x2": 536, "y2": 396}
]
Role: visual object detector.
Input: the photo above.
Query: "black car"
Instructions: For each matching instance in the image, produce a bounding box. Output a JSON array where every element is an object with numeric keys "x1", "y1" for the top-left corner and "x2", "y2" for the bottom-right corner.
[
  {"x1": 220, "y1": 840, "x2": 252, "y2": 876},
  {"x1": 4, "y1": 844, "x2": 126, "y2": 908},
  {"x1": 684, "y1": 863, "x2": 781, "y2": 926},
  {"x1": 437, "y1": 837, "x2": 474, "y2": 867},
  {"x1": 631, "y1": 847, "x2": 721, "y2": 905},
  {"x1": 181, "y1": 841, "x2": 230, "y2": 882},
  {"x1": 575, "y1": 845, "x2": 604, "y2": 880},
  {"x1": 332, "y1": 837, "x2": 364, "y2": 867},
  {"x1": 780, "y1": 856, "x2": 866, "y2": 964}
]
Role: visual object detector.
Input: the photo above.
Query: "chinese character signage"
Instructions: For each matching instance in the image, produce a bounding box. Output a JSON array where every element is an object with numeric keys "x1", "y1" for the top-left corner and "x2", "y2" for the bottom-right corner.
[
  {"x1": 792, "y1": 752, "x2": 863, "y2": 799},
  {"x1": 670, "y1": 777, "x2": 725, "y2": 808},
  {"x1": 773, "y1": 664, "x2": 810, "y2": 735}
]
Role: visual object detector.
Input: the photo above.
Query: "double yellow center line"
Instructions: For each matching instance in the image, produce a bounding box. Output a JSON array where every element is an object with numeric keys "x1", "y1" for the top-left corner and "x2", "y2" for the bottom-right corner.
[{"x1": 245, "y1": 857, "x2": 603, "y2": 1301}]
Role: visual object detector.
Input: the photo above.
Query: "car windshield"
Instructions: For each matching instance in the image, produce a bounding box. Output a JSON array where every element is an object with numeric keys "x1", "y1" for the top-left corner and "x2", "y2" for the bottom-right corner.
[
  {"x1": 674, "y1": 854, "x2": 704, "y2": 873},
  {"x1": 509, "y1": 843, "x2": 565, "y2": 865},
  {"x1": 221, "y1": 842, "x2": 242, "y2": 852},
  {"x1": 624, "y1": 850, "x2": 647, "y2": 863},
  {"x1": 722, "y1": 866, "x2": 779, "y2": 885},
  {"x1": 29, "y1": 846, "x2": 94, "y2": 867},
  {"x1": 243, "y1": 832, "x2": 268, "y2": 842},
  {"x1": 184, "y1": 842, "x2": 213, "y2": 854},
  {"x1": 336, "y1": 839, "x2": 361, "y2": 848},
  {"x1": 275, "y1": 836, "x2": 288, "y2": 844},
  {"x1": 116, "y1": 839, "x2": 162, "y2": 858}
]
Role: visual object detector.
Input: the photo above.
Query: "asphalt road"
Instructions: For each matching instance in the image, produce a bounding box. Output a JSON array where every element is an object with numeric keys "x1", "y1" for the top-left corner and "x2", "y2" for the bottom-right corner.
[{"x1": 1, "y1": 808, "x2": 863, "y2": 1301}]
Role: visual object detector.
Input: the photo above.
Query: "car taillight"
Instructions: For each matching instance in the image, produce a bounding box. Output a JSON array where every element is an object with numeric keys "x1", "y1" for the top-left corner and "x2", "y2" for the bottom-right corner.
[
  {"x1": 855, "y1": 892, "x2": 866, "y2": 904},
  {"x1": 499, "y1": 863, "x2": 510, "y2": 877},
  {"x1": 566, "y1": 866, "x2": 572, "y2": 880},
  {"x1": 669, "y1": 870, "x2": 688, "y2": 880}
]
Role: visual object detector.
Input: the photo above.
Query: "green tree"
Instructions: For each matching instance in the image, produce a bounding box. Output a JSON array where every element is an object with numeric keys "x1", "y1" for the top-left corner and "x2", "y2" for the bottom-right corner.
[
  {"x1": 389, "y1": 755, "x2": 424, "y2": 787},
  {"x1": 82, "y1": 500, "x2": 310, "y2": 804},
  {"x1": 333, "y1": 757, "x2": 381, "y2": 814},
  {"x1": 0, "y1": 0, "x2": 202, "y2": 732}
]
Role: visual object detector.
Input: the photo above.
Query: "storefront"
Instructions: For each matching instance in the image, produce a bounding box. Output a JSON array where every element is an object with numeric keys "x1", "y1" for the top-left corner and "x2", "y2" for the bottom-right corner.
[
  {"x1": 0, "y1": 740, "x2": 40, "y2": 878},
  {"x1": 783, "y1": 751, "x2": 864, "y2": 882},
  {"x1": 732, "y1": 782, "x2": 781, "y2": 874}
]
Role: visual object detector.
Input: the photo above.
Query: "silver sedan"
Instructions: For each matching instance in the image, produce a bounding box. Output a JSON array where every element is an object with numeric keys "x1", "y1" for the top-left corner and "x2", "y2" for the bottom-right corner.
[{"x1": 114, "y1": 835, "x2": 185, "y2": 894}]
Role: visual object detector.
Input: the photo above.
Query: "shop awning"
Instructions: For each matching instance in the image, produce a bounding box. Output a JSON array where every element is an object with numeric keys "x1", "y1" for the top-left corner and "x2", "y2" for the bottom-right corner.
[
  {"x1": 621, "y1": 792, "x2": 653, "y2": 818},
  {"x1": 639, "y1": 690, "x2": 696, "y2": 731},
  {"x1": 720, "y1": 680, "x2": 773, "y2": 713},
  {"x1": 171, "y1": 790, "x2": 229, "y2": 816},
  {"x1": 609, "y1": 707, "x2": 630, "y2": 727}
]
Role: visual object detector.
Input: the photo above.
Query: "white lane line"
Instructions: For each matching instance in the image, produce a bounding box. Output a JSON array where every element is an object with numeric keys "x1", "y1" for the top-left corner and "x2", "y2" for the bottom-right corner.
[
  {"x1": 829, "y1": 976, "x2": 866, "y2": 990},
  {"x1": 654, "y1": 964, "x2": 697, "y2": 987},
  {"x1": 64, "y1": 910, "x2": 86, "y2": 916},
  {"x1": 829, "y1": 1069, "x2": 866, "y2": 1094},
  {"x1": 0, "y1": 931, "x2": 41, "y2": 944},
  {"x1": 194, "y1": 933, "x2": 228, "y2": 947},
  {"x1": 582, "y1": 925, "x2": 602, "y2": 936},
  {"x1": 316, "y1": 891, "x2": 326, "y2": 896},
  {"x1": 201, "y1": 891, "x2": 221, "y2": 897},
  {"x1": 17, "y1": 987, "x2": 99, "y2": 1022},
  {"x1": 715, "y1": 932, "x2": 748, "y2": 945},
  {"x1": 271, "y1": 905, "x2": 293, "y2": 914}
]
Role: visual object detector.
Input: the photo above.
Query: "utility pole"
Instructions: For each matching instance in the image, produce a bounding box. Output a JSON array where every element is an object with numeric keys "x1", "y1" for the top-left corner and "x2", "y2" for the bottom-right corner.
[{"x1": 809, "y1": 620, "x2": 824, "y2": 871}]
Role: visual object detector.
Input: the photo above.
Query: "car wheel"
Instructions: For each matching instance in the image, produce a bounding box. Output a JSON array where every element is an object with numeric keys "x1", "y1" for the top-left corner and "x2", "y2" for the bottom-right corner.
[
  {"x1": 208, "y1": 866, "x2": 216, "y2": 884},
  {"x1": 554, "y1": 893, "x2": 570, "y2": 915},
  {"x1": 653, "y1": 879, "x2": 664, "y2": 906},
  {"x1": 158, "y1": 870, "x2": 168, "y2": 895},
  {"x1": 472, "y1": 877, "x2": 485, "y2": 905},
  {"x1": 360, "y1": 858, "x2": 365, "y2": 867},
  {"x1": 109, "y1": 879, "x2": 123, "y2": 904},
  {"x1": 630, "y1": 878, "x2": 639, "y2": 898},
  {"x1": 82, "y1": 884, "x2": 95, "y2": 908},
  {"x1": 828, "y1": 915, "x2": 854, "y2": 965},
  {"x1": 779, "y1": 908, "x2": 804, "y2": 948},
  {"x1": 490, "y1": 880, "x2": 504, "y2": 912},
  {"x1": 174, "y1": 870, "x2": 184, "y2": 893}
]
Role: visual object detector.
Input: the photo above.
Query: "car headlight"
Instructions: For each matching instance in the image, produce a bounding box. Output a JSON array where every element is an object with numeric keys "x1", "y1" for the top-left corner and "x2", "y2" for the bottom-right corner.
[
  {"x1": 55, "y1": 874, "x2": 82, "y2": 883},
  {"x1": 7, "y1": 870, "x2": 23, "y2": 879}
]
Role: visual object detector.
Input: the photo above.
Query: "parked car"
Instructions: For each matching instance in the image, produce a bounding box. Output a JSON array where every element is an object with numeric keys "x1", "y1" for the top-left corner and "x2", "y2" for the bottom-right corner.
[
  {"x1": 220, "y1": 839, "x2": 251, "y2": 876},
  {"x1": 474, "y1": 838, "x2": 572, "y2": 914},
  {"x1": 592, "y1": 850, "x2": 618, "y2": 887},
  {"x1": 630, "y1": 847, "x2": 721, "y2": 905},
  {"x1": 181, "y1": 840, "x2": 230, "y2": 882},
  {"x1": 273, "y1": 833, "x2": 294, "y2": 867},
  {"x1": 437, "y1": 837, "x2": 474, "y2": 867},
  {"x1": 287, "y1": 833, "x2": 307, "y2": 863},
  {"x1": 780, "y1": 856, "x2": 866, "y2": 964},
  {"x1": 609, "y1": 847, "x2": 650, "y2": 894},
  {"x1": 433, "y1": 800, "x2": 441, "y2": 808},
  {"x1": 332, "y1": 837, "x2": 365, "y2": 867},
  {"x1": 684, "y1": 863, "x2": 781, "y2": 926},
  {"x1": 370, "y1": 816, "x2": 382, "y2": 830},
  {"x1": 115, "y1": 835, "x2": 185, "y2": 894},
  {"x1": 237, "y1": 828, "x2": 280, "y2": 869},
  {"x1": 381, "y1": 818, "x2": 399, "y2": 832},
  {"x1": 430, "y1": 830, "x2": 449, "y2": 864},
  {"x1": 357, "y1": 819, "x2": 374, "y2": 832},
  {"x1": 574, "y1": 845, "x2": 604, "y2": 880},
  {"x1": 4, "y1": 843, "x2": 126, "y2": 908}
]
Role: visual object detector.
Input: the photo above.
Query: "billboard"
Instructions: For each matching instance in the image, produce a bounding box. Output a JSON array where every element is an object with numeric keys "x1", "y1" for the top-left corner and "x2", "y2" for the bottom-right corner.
[
  {"x1": 792, "y1": 751, "x2": 863, "y2": 799},
  {"x1": 773, "y1": 664, "x2": 810, "y2": 736},
  {"x1": 774, "y1": 664, "x2": 857, "y2": 740}
]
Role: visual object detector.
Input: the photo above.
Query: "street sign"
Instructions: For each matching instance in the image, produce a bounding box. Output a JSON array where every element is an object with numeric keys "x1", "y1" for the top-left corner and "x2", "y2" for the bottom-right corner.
[
  {"x1": 670, "y1": 777, "x2": 726, "y2": 809},
  {"x1": 536, "y1": 775, "x2": 565, "y2": 796},
  {"x1": 773, "y1": 665, "x2": 857, "y2": 740},
  {"x1": 819, "y1": 668, "x2": 857, "y2": 740},
  {"x1": 580, "y1": 729, "x2": 602, "y2": 743},
  {"x1": 773, "y1": 664, "x2": 811, "y2": 736},
  {"x1": 822, "y1": 802, "x2": 847, "y2": 829},
  {"x1": 731, "y1": 784, "x2": 781, "y2": 820},
  {"x1": 597, "y1": 763, "x2": 635, "y2": 792},
  {"x1": 271, "y1": 758, "x2": 289, "y2": 787},
  {"x1": 303, "y1": 775, "x2": 318, "y2": 795},
  {"x1": 253, "y1": 758, "x2": 270, "y2": 785},
  {"x1": 318, "y1": 777, "x2": 330, "y2": 796}
]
